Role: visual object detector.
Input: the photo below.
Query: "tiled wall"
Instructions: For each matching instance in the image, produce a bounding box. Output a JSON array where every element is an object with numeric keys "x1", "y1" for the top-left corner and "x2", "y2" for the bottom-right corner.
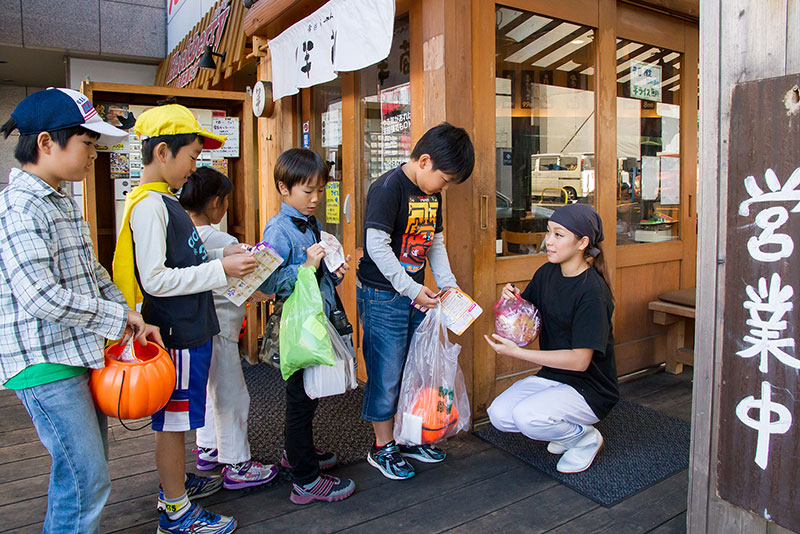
[{"x1": 1, "y1": 0, "x2": 166, "y2": 60}]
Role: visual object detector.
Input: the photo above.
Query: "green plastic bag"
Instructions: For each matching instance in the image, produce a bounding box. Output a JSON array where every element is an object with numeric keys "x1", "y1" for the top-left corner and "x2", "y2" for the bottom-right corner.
[{"x1": 279, "y1": 266, "x2": 335, "y2": 380}]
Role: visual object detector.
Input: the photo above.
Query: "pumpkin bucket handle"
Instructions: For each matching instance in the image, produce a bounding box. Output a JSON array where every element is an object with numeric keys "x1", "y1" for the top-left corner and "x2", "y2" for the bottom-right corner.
[{"x1": 115, "y1": 369, "x2": 161, "y2": 432}]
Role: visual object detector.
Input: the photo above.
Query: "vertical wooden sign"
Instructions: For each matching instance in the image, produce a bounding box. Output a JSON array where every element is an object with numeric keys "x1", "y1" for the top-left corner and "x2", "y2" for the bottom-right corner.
[{"x1": 718, "y1": 74, "x2": 800, "y2": 531}]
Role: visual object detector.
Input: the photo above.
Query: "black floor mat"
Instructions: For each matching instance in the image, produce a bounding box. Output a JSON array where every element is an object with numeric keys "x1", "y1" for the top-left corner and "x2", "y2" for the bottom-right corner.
[{"x1": 474, "y1": 399, "x2": 690, "y2": 507}]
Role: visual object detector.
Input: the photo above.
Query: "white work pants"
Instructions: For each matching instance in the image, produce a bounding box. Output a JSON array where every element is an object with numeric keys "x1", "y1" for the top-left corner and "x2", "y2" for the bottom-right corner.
[
  {"x1": 487, "y1": 376, "x2": 599, "y2": 442},
  {"x1": 196, "y1": 336, "x2": 252, "y2": 464}
]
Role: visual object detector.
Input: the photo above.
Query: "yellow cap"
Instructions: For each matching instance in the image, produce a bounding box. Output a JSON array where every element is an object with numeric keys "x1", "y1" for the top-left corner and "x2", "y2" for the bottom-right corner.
[{"x1": 134, "y1": 104, "x2": 226, "y2": 150}]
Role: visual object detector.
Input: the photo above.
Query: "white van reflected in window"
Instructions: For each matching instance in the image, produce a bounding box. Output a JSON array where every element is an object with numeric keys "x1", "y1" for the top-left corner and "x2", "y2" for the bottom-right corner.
[{"x1": 531, "y1": 153, "x2": 595, "y2": 201}]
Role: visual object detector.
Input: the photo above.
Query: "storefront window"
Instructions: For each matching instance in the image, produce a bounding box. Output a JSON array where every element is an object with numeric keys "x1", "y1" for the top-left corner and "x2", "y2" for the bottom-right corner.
[
  {"x1": 308, "y1": 78, "x2": 343, "y2": 243},
  {"x1": 357, "y1": 15, "x2": 411, "y2": 246},
  {"x1": 495, "y1": 6, "x2": 596, "y2": 256},
  {"x1": 615, "y1": 40, "x2": 682, "y2": 245}
]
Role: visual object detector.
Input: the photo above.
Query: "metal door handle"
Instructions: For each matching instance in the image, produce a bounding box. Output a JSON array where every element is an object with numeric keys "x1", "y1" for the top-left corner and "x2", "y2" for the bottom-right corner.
[{"x1": 343, "y1": 194, "x2": 351, "y2": 224}]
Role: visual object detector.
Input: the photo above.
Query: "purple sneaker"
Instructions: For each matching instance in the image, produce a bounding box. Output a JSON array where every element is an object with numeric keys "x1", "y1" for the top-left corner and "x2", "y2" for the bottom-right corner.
[
  {"x1": 222, "y1": 460, "x2": 279, "y2": 490},
  {"x1": 195, "y1": 447, "x2": 220, "y2": 471}
]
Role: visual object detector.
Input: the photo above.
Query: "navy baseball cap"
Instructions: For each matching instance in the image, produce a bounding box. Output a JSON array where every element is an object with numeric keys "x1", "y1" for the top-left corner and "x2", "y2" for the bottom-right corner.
[{"x1": 11, "y1": 87, "x2": 128, "y2": 145}]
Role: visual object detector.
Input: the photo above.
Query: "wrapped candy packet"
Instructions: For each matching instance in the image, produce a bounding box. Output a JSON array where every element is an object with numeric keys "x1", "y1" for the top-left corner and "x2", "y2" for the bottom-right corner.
[
  {"x1": 115, "y1": 336, "x2": 141, "y2": 362},
  {"x1": 493, "y1": 294, "x2": 541, "y2": 346},
  {"x1": 320, "y1": 231, "x2": 346, "y2": 273}
]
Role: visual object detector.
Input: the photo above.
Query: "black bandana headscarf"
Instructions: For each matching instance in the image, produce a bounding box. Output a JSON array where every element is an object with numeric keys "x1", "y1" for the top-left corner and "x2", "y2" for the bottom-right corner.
[{"x1": 549, "y1": 203, "x2": 604, "y2": 258}]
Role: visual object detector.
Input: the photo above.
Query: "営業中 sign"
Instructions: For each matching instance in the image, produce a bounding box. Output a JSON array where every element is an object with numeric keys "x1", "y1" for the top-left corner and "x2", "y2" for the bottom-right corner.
[{"x1": 718, "y1": 73, "x2": 800, "y2": 532}]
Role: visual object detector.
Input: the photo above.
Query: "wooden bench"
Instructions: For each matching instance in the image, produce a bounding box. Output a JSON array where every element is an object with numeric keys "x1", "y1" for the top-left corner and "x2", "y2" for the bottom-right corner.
[{"x1": 649, "y1": 288, "x2": 696, "y2": 374}]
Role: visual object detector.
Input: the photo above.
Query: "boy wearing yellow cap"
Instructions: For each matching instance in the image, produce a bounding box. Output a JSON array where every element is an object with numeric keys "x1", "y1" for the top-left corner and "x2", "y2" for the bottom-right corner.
[{"x1": 113, "y1": 104, "x2": 259, "y2": 534}]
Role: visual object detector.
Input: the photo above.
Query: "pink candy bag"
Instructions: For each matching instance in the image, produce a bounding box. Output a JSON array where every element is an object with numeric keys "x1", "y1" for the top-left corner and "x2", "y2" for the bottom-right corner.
[{"x1": 493, "y1": 295, "x2": 542, "y2": 346}]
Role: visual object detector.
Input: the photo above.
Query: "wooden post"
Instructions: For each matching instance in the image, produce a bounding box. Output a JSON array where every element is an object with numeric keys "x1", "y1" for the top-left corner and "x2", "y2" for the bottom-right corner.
[
  {"x1": 596, "y1": 0, "x2": 618, "y2": 289},
  {"x1": 419, "y1": 0, "x2": 480, "y2": 412},
  {"x1": 468, "y1": 0, "x2": 496, "y2": 420},
  {"x1": 691, "y1": 2, "x2": 800, "y2": 533},
  {"x1": 257, "y1": 50, "x2": 292, "y2": 231}
]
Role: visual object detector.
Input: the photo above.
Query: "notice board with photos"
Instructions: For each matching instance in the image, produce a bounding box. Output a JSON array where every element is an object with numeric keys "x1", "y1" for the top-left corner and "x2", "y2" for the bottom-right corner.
[
  {"x1": 93, "y1": 103, "x2": 236, "y2": 178},
  {"x1": 718, "y1": 73, "x2": 800, "y2": 532}
]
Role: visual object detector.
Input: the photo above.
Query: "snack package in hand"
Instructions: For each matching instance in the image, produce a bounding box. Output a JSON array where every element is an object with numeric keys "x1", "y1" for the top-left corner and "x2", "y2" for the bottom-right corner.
[
  {"x1": 493, "y1": 295, "x2": 541, "y2": 346},
  {"x1": 320, "y1": 231, "x2": 346, "y2": 273}
]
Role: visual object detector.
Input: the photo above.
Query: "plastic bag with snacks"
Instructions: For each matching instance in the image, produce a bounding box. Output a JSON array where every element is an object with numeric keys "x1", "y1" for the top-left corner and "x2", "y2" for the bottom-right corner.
[
  {"x1": 493, "y1": 294, "x2": 541, "y2": 346},
  {"x1": 393, "y1": 306, "x2": 471, "y2": 445}
]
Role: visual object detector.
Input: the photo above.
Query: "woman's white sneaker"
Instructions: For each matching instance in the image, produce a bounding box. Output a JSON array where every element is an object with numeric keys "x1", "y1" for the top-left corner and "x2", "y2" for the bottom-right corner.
[{"x1": 546, "y1": 441, "x2": 569, "y2": 455}]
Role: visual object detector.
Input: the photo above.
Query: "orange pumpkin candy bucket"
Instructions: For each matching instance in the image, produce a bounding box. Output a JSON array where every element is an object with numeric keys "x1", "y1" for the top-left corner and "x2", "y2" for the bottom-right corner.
[
  {"x1": 89, "y1": 340, "x2": 176, "y2": 420},
  {"x1": 411, "y1": 387, "x2": 459, "y2": 444}
]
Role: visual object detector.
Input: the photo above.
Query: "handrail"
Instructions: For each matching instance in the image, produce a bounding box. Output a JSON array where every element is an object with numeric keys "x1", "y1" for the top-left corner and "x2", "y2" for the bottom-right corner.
[{"x1": 539, "y1": 188, "x2": 569, "y2": 205}]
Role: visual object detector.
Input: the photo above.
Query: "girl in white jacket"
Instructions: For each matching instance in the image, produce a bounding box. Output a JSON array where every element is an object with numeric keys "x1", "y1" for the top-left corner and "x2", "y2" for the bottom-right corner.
[{"x1": 180, "y1": 167, "x2": 278, "y2": 489}]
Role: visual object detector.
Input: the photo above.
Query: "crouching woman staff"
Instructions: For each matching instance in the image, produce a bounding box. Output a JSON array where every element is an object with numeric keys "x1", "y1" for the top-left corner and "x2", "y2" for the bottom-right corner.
[{"x1": 484, "y1": 203, "x2": 618, "y2": 473}]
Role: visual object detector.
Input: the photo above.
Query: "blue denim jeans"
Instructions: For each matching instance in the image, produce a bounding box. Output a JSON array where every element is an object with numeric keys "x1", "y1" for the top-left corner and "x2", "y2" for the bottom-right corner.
[
  {"x1": 15, "y1": 372, "x2": 111, "y2": 534},
  {"x1": 357, "y1": 283, "x2": 425, "y2": 422}
]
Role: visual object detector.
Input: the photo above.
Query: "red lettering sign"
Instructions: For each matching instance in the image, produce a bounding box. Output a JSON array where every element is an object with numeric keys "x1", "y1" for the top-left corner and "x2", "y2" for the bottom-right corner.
[{"x1": 166, "y1": 1, "x2": 231, "y2": 87}]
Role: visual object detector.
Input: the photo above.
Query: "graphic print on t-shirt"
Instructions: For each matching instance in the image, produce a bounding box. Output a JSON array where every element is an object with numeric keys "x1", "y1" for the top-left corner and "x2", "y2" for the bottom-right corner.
[{"x1": 399, "y1": 196, "x2": 438, "y2": 273}]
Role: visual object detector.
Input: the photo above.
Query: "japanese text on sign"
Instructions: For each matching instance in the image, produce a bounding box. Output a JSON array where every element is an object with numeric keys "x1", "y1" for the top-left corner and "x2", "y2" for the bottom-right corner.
[
  {"x1": 630, "y1": 61, "x2": 662, "y2": 102},
  {"x1": 718, "y1": 73, "x2": 800, "y2": 531},
  {"x1": 326, "y1": 181, "x2": 340, "y2": 224},
  {"x1": 734, "y1": 167, "x2": 800, "y2": 470},
  {"x1": 211, "y1": 117, "x2": 239, "y2": 158}
]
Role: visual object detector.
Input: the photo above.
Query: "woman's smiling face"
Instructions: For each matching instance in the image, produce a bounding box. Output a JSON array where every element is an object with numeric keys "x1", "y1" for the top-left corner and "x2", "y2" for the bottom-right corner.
[{"x1": 544, "y1": 220, "x2": 588, "y2": 264}]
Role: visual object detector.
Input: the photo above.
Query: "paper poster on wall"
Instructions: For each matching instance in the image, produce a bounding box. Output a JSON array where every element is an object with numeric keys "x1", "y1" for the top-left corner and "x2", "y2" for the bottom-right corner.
[
  {"x1": 326, "y1": 181, "x2": 340, "y2": 224},
  {"x1": 659, "y1": 156, "x2": 680, "y2": 205},
  {"x1": 631, "y1": 62, "x2": 662, "y2": 102},
  {"x1": 110, "y1": 153, "x2": 130, "y2": 180},
  {"x1": 129, "y1": 152, "x2": 142, "y2": 178},
  {"x1": 211, "y1": 117, "x2": 239, "y2": 158},
  {"x1": 321, "y1": 101, "x2": 342, "y2": 148},
  {"x1": 641, "y1": 156, "x2": 660, "y2": 200}
]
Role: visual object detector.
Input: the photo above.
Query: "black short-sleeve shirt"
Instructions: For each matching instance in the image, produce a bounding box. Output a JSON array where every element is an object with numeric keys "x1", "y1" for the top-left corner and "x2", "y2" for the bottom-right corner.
[
  {"x1": 521, "y1": 262, "x2": 619, "y2": 419},
  {"x1": 357, "y1": 165, "x2": 443, "y2": 291}
]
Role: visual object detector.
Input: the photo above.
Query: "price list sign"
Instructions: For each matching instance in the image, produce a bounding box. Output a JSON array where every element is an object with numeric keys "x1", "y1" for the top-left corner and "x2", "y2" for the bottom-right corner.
[{"x1": 718, "y1": 74, "x2": 800, "y2": 531}]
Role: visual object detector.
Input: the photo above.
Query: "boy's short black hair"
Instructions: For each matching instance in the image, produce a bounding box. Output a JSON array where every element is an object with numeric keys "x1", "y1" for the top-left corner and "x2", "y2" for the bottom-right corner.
[
  {"x1": 141, "y1": 133, "x2": 201, "y2": 165},
  {"x1": 179, "y1": 167, "x2": 233, "y2": 213},
  {"x1": 274, "y1": 148, "x2": 330, "y2": 192},
  {"x1": 410, "y1": 122, "x2": 474, "y2": 184},
  {"x1": 0, "y1": 118, "x2": 100, "y2": 165}
]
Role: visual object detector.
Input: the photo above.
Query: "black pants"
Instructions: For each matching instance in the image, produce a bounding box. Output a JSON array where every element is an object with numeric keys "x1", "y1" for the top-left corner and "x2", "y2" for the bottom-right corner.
[{"x1": 285, "y1": 369, "x2": 320, "y2": 484}]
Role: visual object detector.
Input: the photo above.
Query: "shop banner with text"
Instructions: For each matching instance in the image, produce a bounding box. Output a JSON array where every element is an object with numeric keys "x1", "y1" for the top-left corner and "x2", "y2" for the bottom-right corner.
[
  {"x1": 718, "y1": 73, "x2": 800, "y2": 532},
  {"x1": 268, "y1": 0, "x2": 395, "y2": 100}
]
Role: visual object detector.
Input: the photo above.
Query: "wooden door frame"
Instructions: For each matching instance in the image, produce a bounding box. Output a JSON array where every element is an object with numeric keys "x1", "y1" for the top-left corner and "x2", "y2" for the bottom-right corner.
[{"x1": 471, "y1": 0, "x2": 699, "y2": 419}]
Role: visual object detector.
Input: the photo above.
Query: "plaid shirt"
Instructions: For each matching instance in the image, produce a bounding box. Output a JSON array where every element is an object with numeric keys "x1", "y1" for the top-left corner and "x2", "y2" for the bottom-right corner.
[{"x1": 0, "y1": 168, "x2": 127, "y2": 382}]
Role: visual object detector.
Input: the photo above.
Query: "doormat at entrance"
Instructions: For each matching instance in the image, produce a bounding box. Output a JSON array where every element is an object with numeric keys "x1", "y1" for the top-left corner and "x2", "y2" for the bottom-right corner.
[
  {"x1": 474, "y1": 399, "x2": 690, "y2": 507},
  {"x1": 243, "y1": 362, "x2": 375, "y2": 466}
]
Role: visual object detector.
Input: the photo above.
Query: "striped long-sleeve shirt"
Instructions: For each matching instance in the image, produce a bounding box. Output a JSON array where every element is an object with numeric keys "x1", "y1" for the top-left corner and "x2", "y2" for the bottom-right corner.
[{"x1": 0, "y1": 168, "x2": 127, "y2": 383}]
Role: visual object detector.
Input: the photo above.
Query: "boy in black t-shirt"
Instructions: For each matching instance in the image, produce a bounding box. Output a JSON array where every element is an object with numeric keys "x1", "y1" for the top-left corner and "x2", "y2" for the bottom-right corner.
[{"x1": 357, "y1": 122, "x2": 474, "y2": 480}]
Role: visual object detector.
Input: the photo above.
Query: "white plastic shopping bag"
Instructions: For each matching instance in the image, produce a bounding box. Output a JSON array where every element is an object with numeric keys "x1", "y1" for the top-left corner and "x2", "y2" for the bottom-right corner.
[{"x1": 303, "y1": 320, "x2": 358, "y2": 399}]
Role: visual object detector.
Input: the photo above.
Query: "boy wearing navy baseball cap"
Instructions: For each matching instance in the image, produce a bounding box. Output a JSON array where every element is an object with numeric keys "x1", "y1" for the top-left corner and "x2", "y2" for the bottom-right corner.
[{"x1": 0, "y1": 88, "x2": 162, "y2": 533}]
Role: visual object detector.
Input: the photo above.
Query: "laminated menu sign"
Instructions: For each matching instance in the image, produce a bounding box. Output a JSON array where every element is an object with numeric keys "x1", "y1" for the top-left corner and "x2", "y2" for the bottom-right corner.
[
  {"x1": 216, "y1": 242, "x2": 283, "y2": 307},
  {"x1": 211, "y1": 117, "x2": 240, "y2": 158},
  {"x1": 412, "y1": 287, "x2": 483, "y2": 336}
]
